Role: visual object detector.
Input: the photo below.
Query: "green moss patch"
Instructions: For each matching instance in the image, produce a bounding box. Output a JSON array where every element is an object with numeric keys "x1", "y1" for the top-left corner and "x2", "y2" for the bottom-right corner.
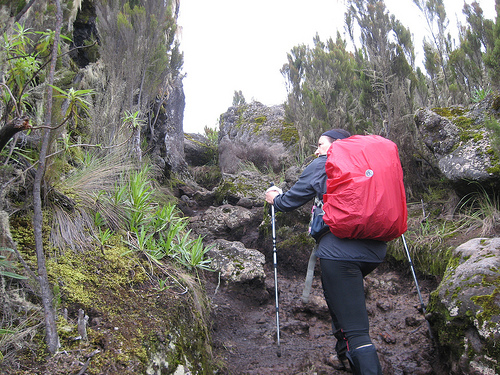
[{"x1": 8, "y1": 215, "x2": 218, "y2": 374}]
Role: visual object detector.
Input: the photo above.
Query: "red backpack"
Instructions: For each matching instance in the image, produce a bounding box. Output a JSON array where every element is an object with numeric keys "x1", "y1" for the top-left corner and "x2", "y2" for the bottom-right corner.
[{"x1": 322, "y1": 135, "x2": 407, "y2": 241}]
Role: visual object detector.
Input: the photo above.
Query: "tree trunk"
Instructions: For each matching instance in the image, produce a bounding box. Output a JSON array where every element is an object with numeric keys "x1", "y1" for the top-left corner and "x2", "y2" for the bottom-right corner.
[{"x1": 32, "y1": 0, "x2": 63, "y2": 355}]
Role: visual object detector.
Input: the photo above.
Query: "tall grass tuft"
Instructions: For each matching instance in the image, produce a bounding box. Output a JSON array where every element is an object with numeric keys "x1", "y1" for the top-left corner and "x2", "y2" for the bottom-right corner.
[
  {"x1": 393, "y1": 186, "x2": 500, "y2": 278},
  {"x1": 456, "y1": 187, "x2": 500, "y2": 237},
  {"x1": 390, "y1": 217, "x2": 457, "y2": 277},
  {"x1": 49, "y1": 150, "x2": 133, "y2": 251},
  {"x1": 49, "y1": 151, "x2": 213, "y2": 274}
]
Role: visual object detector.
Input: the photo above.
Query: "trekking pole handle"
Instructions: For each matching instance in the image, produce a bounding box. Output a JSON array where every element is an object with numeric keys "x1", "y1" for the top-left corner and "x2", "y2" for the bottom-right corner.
[{"x1": 268, "y1": 183, "x2": 278, "y2": 244}]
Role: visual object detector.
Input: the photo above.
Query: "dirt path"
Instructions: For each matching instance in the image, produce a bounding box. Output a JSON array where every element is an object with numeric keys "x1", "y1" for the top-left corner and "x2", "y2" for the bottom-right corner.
[{"x1": 208, "y1": 262, "x2": 440, "y2": 374}]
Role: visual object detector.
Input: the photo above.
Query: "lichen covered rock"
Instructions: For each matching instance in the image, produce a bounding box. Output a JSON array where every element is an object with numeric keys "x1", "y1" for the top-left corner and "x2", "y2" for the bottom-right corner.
[
  {"x1": 414, "y1": 96, "x2": 500, "y2": 188},
  {"x1": 209, "y1": 239, "x2": 266, "y2": 284},
  {"x1": 428, "y1": 237, "x2": 500, "y2": 374},
  {"x1": 218, "y1": 101, "x2": 299, "y2": 174},
  {"x1": 189, "y1": 203, "x2": 262, "y2": 245}
]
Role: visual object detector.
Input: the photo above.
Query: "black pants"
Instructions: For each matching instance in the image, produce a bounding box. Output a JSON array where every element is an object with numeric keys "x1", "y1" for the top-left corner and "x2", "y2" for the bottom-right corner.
[{"x1": 320, "y1": 259, "x2": 382, "y2": 375}]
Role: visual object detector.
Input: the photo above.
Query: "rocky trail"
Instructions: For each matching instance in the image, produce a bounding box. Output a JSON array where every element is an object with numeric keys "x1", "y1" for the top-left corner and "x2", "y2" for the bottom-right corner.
[{"x1": 207, "y1": 261, "x2": 442, "y2": 375}]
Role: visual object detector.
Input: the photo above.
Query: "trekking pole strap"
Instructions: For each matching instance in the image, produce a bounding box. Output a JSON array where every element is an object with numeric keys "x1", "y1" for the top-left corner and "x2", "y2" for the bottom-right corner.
[{"x1": 302, "y1": 245, "x2": 318, "y2": 303}]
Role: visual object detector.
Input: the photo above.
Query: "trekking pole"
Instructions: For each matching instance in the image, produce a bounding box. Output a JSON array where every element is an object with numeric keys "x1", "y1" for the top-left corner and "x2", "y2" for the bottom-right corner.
[
  {"x1": 401, "y1": 234, "x2": 433, "y2": 339},
  {"x1": 270, "y1": 202, "x2": 282, "y2": 357}
]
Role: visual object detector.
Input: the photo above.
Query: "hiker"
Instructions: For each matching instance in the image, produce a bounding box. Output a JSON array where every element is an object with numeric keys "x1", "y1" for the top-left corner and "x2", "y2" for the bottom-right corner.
[{"x1": 265, "y1": 129, "x2": 386, "y2": 375}]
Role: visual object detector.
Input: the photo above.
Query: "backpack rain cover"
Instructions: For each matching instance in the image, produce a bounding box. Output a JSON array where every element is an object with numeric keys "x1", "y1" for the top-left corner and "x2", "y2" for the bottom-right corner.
[{"x1": 322, "y1": 135, "x2": 407, "y2": 241}]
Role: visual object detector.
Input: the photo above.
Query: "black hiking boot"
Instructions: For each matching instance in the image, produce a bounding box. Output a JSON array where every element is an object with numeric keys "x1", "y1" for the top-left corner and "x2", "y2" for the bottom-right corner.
[{"x1": 346, "y1": 345, "x2": 382, "y2": 375}]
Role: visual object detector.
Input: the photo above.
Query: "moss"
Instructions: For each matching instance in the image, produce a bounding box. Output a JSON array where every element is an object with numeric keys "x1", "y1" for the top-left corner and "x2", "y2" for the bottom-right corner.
[
  {"x1": 432, "y1": 107, "x2": 491, "y2": 151},
  {"x1": 277, "y1": 232, "x2": 315, "y2": 251},
  {"x1": 9, "y1": 207, "x2": 219, "y2": 373},
  {"x1": 214, "y1": 180, "x2": 238, "y2": 204},
  {"x1": 428, "y1": 258, "x2": 500, "y2": 371},
  {"x1": 234, "y1": 105, "x2": 247, "y2": 129},
  {"x1": 268, "y1": 121, "x2": 299, "y2": 145},
  {"x1": 485, "y1": 145, "x2": 500, "y2": 175},
  {"x1": 473, "y1": 133, "x2": 484, "y2": 142},
  {"x1": 433, "y1": 107, "x2": 500, "y2": 176},
  {"x1": 46, "y1": 239, "x2": 147, "y2": 308},
  {"x1": 432, "y1": 107, "x2": 467, "y2": 118},
  {"x1": 253, "y1": 116, "x2": 267, "y2": 124},
  {"x1": 10, "y1": 215, "x2": 36, "y2": 250},
  {"x1": 453, "y1": 115, "x2": 476, "y2": 130},
  {"x1": 140, "y1": 287, "x2": 215, "y2": 374},
  {"x1": 213, "y1": 176, "x2": 259, "y2": 205},
  {"x1": 55, "y1": 69, "x2": 78, "y2": 89},
  {"x1": 428, "y1": 290, "x2": 469, "y2": 359},
  {"x1": 471, "y1": 274, "x2": 500, "y2": 328}
]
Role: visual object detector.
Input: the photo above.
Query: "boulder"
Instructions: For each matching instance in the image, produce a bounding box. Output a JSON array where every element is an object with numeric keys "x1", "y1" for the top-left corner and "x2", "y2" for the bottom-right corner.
[
  {"x1": 414, "y1": 107, "x2": 461, "y2": 156},
  {"x1": 428, "y1": 237, "x2": 500, "y2": 374},
  {"x1": 218, "y1": 101, "x2": 299, "y2": 174},
  {"x1": 208, "y1": 239, "x2": 265, "y2": 284},
  {"x1": 214, "y1": 170, "x2": 270, "y2": 207},
  {"x1": 208, "y1": 239, "x2": 269, "y2": 303},
  {"x1": 414, "y1": 97, "x2": 500, "y2": 189},
  {"x1": 189, "y1": 204, "x2": 262, "y2": 246}
]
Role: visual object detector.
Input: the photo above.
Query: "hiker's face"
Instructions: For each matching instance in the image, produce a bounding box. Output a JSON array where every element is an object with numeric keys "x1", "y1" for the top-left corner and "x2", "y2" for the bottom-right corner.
[{"x1": 315, "y1": 136, "x2": 333, "y2": 156}]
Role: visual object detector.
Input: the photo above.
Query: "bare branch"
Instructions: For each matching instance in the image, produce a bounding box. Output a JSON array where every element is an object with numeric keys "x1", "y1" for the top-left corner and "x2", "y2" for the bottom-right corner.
[{"x1": 0, "y1": 83, "x2": 22, "y2": 118}]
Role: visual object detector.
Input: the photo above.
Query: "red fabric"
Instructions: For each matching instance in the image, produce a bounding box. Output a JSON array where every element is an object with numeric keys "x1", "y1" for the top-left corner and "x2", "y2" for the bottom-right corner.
[{"x1": 323, "y1": 135, "x2": 407, "y2": 241}]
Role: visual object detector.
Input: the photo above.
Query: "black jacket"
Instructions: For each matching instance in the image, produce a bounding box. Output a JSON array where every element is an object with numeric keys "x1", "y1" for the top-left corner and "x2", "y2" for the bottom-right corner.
[{"x1": 273, "y1": 156, "x2": 327, "y2": 212}]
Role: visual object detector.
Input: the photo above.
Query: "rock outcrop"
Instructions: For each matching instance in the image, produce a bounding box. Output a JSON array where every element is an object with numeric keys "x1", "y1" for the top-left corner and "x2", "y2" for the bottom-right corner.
[
  {"x1": 415, "y1": 95, "x2": 500, "y2": 191},
  {"x1": 184, "y1": 133, "x2": 216, "y2": 166},
  {"x1": 147, "y1": 78, "x2": 189, "y2": 179},
  {"x1": 428, "y1": 237, "x2": 500, "y2": 374},
  {"x1": 218, "y1": 102, "x2": 299, "y2": 174}
]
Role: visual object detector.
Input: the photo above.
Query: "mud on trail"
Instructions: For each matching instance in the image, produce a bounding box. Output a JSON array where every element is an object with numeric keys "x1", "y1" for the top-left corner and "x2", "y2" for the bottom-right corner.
[{"x1": 207, "y1": 262, "x2": 441, "y2": 375}]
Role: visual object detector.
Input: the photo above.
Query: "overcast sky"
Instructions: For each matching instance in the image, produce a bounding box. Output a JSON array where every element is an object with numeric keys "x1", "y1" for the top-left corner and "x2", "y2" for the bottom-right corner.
[{"x1": 177, "y1": 0, "x2": 496, "y2": 134}]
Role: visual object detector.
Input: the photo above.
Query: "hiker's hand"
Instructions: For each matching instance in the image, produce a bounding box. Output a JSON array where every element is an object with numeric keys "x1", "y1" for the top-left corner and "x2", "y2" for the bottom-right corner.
[{"x1": 265, "y1": 186, "x2": 282, "y2": 204}]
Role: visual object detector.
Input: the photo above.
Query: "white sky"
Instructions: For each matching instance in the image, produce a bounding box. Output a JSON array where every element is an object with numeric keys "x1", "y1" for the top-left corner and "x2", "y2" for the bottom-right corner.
[{"x1": 178, "y1": 0, "x2": 496, "y2": 134}]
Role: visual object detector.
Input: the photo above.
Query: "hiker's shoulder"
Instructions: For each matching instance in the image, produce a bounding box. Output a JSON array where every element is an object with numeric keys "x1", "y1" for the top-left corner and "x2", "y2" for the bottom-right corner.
[
  {"x1": 301, "y1": 156, "x2": 326, "y2": 179},
  {"x1": 307, "y1": 155, "x2": 327, "y2": 169}
]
